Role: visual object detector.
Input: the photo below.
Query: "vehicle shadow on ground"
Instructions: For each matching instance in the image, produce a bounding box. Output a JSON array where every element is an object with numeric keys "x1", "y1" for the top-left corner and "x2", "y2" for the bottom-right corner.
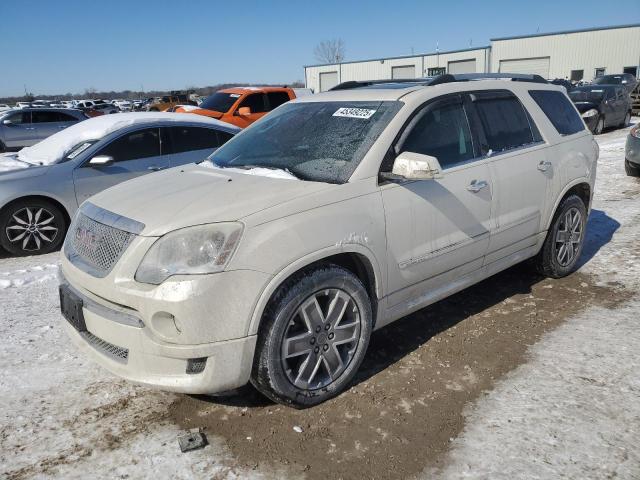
[
  {"x1": 195, "y1": 208, "x2": 620, "y2": 407},
  {"x1": 576, "y1": 208, "x2": 620, "y2": 269}
]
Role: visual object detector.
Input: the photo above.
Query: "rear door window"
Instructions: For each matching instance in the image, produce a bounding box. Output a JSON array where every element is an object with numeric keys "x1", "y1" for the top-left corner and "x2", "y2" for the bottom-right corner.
[
  {"x1": 266, "y1": 92, "x2": 291, "y2": 110},
  {"x1": 32, "y1": 111, "x2": 60, "y2": 123},
  {"x1": 167, "y1": 126, "x2": 223, "y2": 154},
  {"x1": 529, "y1": 90, "x2": 584, "y2": 136},
  {"x1": 96, "y1": 128, "x2": 160, "y2": 162},
  {"x1": 55, "y1": 112, "x2": 80, "y2": 122},
  {"x1": 470, "y1": 91, "x2": 536, "y2": 153},
  {"x1": 400, "y1": 97, "x2": 475, "y2": 169}
]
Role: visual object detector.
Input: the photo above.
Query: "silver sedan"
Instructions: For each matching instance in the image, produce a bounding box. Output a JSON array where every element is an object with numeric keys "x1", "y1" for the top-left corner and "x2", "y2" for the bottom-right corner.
[{"x1": 0, "y1": 112, "x2": 239, "y2": 256}]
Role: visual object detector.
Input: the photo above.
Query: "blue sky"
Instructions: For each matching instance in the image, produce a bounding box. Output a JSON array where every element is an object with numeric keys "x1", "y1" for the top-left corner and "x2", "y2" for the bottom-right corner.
[{"x1": 1, "y1": 0, "x2": 638, "y2": 97}]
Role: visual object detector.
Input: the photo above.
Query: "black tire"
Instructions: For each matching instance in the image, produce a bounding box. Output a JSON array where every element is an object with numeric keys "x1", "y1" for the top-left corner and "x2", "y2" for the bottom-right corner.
[
  {"x1": 625, "y1": 159, "x2": 640, "y2": 177},
  {"x1": 0, "y1": 198, "x2": 67, "y2": 256},
  {"x1": 594, "y1": 115, "x2": 605, "y2": 135},
  {"x1": 534, "y1": 194, "x2": 587, "y2": 278},
  {"x1": 0, "y1": 140, "x2": 5, "y2": 153},
  {"x1": 251, "y1": 264, "x2": 373, "y2": 408},
  {"x1": 620, "y1": 111, "x2": 631, "y2": 128}
]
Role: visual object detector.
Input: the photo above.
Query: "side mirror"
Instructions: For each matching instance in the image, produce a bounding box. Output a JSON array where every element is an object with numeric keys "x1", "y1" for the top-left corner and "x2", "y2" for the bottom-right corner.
[
  {"x1": 383, "y1": 151, "x2": 444, "y2": 181},
  {"x1": 2, "y1": 119, "x2": 13, "y2": 126},
  {"x1": 88, "y1": 155, "x2": 114, "y2": 167},
  {"x1": 237, "y1": 106, "x2": 251, "y2": 116}
]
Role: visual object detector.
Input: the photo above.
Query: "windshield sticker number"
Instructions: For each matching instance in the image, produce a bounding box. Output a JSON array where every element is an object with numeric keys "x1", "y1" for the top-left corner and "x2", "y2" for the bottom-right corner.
[{"x1": 333, "y1": 107, "x2": 377, "y2": 119}]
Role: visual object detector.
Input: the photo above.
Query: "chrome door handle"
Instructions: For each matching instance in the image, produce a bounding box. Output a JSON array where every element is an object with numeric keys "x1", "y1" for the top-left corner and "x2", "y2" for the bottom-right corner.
[
  {"x1": 25, "y1": 127, "x2": 36, "y2": 130},
  {"x1": 467, "y1": 180, "x2": 489, "y2": 193},
  {"x1": 147, "y1": 166, "x2": 164, "y2": 171},
  {"x1": 538, "y1": 161, "x2": 552, "y2": 172}
]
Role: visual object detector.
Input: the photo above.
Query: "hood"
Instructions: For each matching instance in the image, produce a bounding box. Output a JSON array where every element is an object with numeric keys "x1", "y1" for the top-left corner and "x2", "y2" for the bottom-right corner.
[
  {"x1": 0, "y1": 153, "x2": 50, "y2": 178},
  {"x1": 573, "y1": 101, "x2": 600, "y2": 113},
  {"x1": 88, "y1": 163, "x2": 331, "y2": 236}
]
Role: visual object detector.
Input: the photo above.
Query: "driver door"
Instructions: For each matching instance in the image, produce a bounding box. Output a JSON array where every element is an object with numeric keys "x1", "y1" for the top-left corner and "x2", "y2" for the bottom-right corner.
[
  {"x1": 72, "y1": 127, "x2": 168, "y2": 204},
  {"x1": 381, "y1": 95, "x2": 493, "y2": 312},
  {"x1": 230, "y1": 93, "x2": 268, "y2": 128}
]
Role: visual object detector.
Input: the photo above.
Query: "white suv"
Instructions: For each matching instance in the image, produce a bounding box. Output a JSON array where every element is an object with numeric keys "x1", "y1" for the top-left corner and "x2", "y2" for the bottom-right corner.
[{"x1": 59, "y1": 74, "x2": 598, "y2": 407}]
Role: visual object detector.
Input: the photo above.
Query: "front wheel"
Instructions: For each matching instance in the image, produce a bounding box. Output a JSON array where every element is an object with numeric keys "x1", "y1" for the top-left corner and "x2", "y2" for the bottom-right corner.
[
  {"x1": 594, "y1": 116, "x2": 605, "y2": 135},
  {"x1": 625, "y1": 159, "x2": 640, "y2": 177},
  {"x1": 620, "y1": 111, "x2": 631, "y2": 127},
  {"x1": 534, "y1": 194, "x2": 587, "y2": 278},
  {"x1": 251, "y1": 264, "x2": 373, "y2": 408},
  {"x1": 0, "y1": 199, "x2": 67, "y2": 256}
]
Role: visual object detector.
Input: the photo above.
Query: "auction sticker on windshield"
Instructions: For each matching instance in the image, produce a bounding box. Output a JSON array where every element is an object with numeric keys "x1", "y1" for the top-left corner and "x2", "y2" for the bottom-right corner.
[{"x1": 333, "y1": 107, "x2": 377, "y2": 119}]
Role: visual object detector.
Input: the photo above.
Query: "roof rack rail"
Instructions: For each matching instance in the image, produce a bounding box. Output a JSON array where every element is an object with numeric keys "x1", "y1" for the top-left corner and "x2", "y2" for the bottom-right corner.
[
  {"x1": 429, "y1": 73, "x2": 548, "y2": 85},
  {"x1": 329, "y1": 78, "x2": 434, "y2": 91},
  {"x1": 328, "y1": 73, "x2": 548, "y2": 91}
]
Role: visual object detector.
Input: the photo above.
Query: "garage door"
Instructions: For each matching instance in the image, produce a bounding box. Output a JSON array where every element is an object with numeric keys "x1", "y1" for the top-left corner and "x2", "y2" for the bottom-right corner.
[
  {"x1": 392, "y1": 65, "x2": 415, "y2": 79},
  {"x1": 319, "y1": 71, "x2": 339, "y2": 92},
  {"x1": 499, "y1": 57, "x2": 550, "y2": 78},
  {"x1": 447, "y1": 59, "x2": 476, "y2": 74}
]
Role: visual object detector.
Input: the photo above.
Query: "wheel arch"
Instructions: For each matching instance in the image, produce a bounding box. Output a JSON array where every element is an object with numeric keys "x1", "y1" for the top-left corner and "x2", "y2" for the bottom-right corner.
[
  {"x1": 247, "y1": 245, "x2": 383, "y2": 337},
  {"x1": 1, "y1": 194, "x2": 72, "y2": 228},
  {"x1": 544, "y1": 180, "x2": 592, "y2": 231}
]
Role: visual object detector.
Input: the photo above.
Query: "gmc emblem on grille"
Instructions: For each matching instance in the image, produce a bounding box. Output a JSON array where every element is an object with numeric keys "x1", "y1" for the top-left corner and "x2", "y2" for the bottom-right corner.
[{"x1": 75, "y1": 227, "x2": 101, "y2": 252}]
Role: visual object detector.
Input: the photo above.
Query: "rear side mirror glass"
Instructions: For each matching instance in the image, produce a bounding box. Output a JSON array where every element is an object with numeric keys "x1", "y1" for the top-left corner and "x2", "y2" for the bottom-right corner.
[
  {"x1": 2, "y1": 119, "x2": 13, "y2": 125},
  {"x1": 88, "y1": 155, "x2": 114, "y2": 167},
  {"x1": 383, "y1": 151, "x2": 444, "y2": 181}
]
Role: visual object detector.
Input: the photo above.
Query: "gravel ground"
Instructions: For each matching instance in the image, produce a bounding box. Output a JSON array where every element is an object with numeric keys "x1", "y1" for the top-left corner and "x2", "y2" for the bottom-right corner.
[{"x1": 0, "y1": 120, "x2": 638, "y2": 479}]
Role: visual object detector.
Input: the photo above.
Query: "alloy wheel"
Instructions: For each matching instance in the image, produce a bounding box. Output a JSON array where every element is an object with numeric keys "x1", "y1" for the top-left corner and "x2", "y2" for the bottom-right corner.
[
  {"x1": 281, "y1": 289, "x2": 361, "y2": 390},
  {"x1": 554, "y1": 207, "x2": 583, "y2": 267},
  {"x1": 5, "y1": 207, "x2": 59, "y2": 252}
]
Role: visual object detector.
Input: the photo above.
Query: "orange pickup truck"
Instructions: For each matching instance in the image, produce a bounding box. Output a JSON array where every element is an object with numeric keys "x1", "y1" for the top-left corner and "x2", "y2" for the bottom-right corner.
[{"x1": 175, "y1": 86, "x2": 311, "y2": 128}]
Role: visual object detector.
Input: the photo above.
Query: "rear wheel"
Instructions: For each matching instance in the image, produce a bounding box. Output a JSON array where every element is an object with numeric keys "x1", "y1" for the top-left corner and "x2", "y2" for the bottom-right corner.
[
  {"x1": 534, "y1": 194, "x2": 587, "y2": 278},
  {"x1": 251, "y1": 264, "x2": 373, "y2": 408},
  {"x1": 0, "y1": 199, "x2": 67, "y2": 256},
  {"x1": 625, "y1": 159, "x2": 640, "y2": 177}
]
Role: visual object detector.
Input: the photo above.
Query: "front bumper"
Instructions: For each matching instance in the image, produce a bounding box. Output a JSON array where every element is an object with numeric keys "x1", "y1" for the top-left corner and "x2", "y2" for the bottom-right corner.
[
  {"x1": 60, "y1": 237, "x2": 273, "y2": 393},
  {"x1": 626, "y1": 133, "x2": 640, "y2": 166}
]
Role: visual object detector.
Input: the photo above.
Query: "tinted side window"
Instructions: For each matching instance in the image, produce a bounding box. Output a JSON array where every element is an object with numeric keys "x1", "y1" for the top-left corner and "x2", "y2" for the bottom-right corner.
[
  {"x1": 168, "y1": 127, "x2": 221, "y2": 154},
  {"x1": 217, "y1": 131, "x2": 234, "y2": 145},
  {"x1": 266, "y1": 92, "x2": 291, "y2": 110},
  {"x1": 97, "y1": 128, "x2": 160, "y2": 162},
  {"x1": 472, "y1": 92, "x2": 534, "y2": 153},
  {"x1": 239, "y1": 93, "x2": 267, "y2": 113},
  {"x1": 529, "y1": 90, "x2": 584, "y2": 136},
  {"x1": 56, "y1": 112, "x2": 79, "y2": 122},
  {"x1": 32, "y1": 111, "x2": 59, "y2": 123},
  {"x1": 401, "y1": 99, "x2": 474, "y2": 169},
  {"x1": 5, "y1": 112, "x2": 30, "y2": 124}
]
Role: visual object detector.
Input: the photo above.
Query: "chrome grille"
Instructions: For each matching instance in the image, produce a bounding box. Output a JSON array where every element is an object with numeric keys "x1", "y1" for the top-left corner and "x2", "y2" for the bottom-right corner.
[{"x1": 64, "y1": 203, "x2": 144, "y2": 278}]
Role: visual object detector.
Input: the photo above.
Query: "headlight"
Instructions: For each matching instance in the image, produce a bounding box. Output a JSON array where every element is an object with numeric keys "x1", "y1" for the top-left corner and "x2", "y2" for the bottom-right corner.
[
  {"x1": 582, "y1": 109, "x2": 598, "y2": 118},
  {"x1": 135, "y1": 223, "x2": 243, "y2": 285},
  {"x1": 631, "y1": 125, "x2": 640, "y2": 139}
]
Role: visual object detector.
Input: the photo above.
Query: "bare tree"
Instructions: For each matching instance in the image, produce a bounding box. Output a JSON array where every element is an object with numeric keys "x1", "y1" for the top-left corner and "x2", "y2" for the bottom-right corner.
[{"x1": 314, "y1": 38, "x2": 345, "y2": 64}]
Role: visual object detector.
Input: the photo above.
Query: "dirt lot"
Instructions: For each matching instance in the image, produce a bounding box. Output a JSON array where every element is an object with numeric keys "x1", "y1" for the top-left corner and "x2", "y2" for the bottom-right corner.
[{"x1": 170, "y1": 268, "x2": 625, "y2": 479}]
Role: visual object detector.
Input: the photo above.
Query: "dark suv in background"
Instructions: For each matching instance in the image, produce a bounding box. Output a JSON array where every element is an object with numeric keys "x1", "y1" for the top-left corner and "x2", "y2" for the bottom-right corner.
[
  {"x1": 592, "y1": 73, "x2": 638, "y2": 94},
  {"x1": 569, "y1": 85, "x2": 632, "y2": 134}
]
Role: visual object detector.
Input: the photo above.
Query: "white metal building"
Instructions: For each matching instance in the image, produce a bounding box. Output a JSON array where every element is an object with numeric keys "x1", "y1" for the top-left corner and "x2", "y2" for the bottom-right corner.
[{"x1": 304, "y1": 24, "x2": 640, "y2": 92}]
